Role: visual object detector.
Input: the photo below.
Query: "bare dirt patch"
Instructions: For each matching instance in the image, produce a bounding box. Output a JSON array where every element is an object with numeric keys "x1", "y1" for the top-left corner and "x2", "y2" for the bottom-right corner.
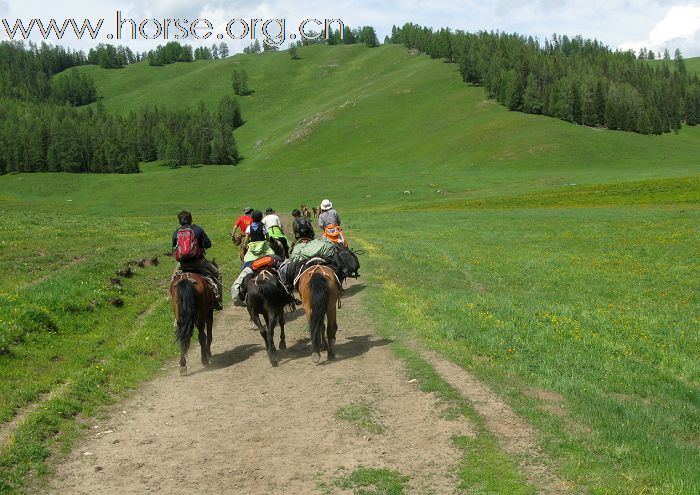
[{"x1": 44, "y1": 279, "x2": 473, "y2": 494}]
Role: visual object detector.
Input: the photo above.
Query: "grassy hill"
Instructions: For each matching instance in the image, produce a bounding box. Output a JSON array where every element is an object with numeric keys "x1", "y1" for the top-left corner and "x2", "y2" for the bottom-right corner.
[{"x1": 1, "y1": 44, "x2": 699, "y2": 493}]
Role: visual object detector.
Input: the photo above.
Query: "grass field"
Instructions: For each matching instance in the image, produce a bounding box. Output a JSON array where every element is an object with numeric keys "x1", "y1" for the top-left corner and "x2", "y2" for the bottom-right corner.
[{"x1": 1, "y1": 43, "x2": 699, "y2": 493}]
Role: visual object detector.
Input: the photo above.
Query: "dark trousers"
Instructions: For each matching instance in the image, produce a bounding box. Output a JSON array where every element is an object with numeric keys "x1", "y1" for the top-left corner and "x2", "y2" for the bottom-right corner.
[{"x1": 179, "y1": 258, "x2": 223, "y2": 303}]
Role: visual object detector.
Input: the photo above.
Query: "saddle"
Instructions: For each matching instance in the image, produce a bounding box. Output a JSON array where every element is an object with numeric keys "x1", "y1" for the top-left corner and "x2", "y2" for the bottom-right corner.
[
  {"x1": 292, "y1": 257, "x2": 340, "y2": 288},
  {"x1": 246, "y1": 267, "x2": 298, "y2": 309},
  {"x1": 173, "y1": 269, "x2": 220, "y2": 301}
]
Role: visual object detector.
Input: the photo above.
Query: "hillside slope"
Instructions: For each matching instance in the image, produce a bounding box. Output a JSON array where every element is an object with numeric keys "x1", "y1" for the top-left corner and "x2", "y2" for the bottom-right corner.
[{"x1": 74, "y1": 44, "x2": 700, "y2": 212}]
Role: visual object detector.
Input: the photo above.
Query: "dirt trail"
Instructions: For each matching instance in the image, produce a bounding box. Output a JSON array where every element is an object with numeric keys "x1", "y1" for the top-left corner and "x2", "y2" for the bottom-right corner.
[{"x1": 45, "y1": 279, "x2": 474, "y2": 494}]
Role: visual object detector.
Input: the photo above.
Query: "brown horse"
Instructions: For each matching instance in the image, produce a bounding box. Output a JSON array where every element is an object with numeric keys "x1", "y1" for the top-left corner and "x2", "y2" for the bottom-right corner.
[
  {"x1": 297, "y1": 265, "x2": 341, "y2": 363},
  {"x1": 170, "y1": 272, "x2": 215, "y2": 375},
  {"x1": 301, "y1": 204, "x2": 311, "y2": 219},
  {"x1": 312, "y1": 206, "x2": 320, "y2": 218}
]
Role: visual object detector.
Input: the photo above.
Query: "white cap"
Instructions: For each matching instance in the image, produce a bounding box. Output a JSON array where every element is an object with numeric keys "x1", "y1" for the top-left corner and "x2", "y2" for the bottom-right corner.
[{"x1": 320, "y1": 199, "x2": 332, "y2": 210}]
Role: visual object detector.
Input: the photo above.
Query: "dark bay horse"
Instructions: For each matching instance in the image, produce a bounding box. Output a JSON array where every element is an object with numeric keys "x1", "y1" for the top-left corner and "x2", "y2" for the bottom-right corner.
[
  {"x1": 245, "y1": 269, "x2": 295, "y2": 367},
  {"x1": 297, "y1": 265, "x2": 341, "y2": 363},
  {"x1": 170, "y1": 272, "x2": 215, "y2": 375}
]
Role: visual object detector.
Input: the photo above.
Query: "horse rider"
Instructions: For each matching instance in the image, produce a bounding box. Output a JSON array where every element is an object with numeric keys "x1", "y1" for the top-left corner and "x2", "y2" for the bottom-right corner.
[
  {"x1": 318, "y1": 199, "x2": 347, "y2": 246},
  {"x1": 172, "y1": 210, "x2": 223, "y2": 310},
  {"x1": 262, "y1": 207, "x2": 290, "y2": 258},
  {"x1": 232, "y1": 210, "x2": 278, "y2": 305},
  {"x1": 231, "y1": 207, "x2": 253, "y2": 246},
  {"x1": 292, "y1": 208, "x2": 315, "y2": 243}
]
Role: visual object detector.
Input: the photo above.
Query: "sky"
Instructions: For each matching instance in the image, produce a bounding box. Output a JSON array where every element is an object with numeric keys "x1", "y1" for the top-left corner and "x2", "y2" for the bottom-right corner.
[{"x1": 2, "y1": 0, "x2": 700, "y2": 57}]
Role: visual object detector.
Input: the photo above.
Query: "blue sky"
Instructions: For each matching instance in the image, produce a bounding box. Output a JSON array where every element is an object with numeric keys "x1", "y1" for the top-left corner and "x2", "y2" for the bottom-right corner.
[{"x1": 2, "y1": 1, "x2": 700, "y2": 57}]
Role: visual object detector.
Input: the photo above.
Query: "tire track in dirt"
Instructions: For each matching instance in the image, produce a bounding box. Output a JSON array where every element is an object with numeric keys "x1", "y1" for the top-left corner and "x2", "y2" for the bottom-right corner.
[
  {"x1": 44, "y1": 279, "x2": 474, "y2": 494},
  {"x1": 418, "y1": 349, "x2": 572, "y2": 494}
]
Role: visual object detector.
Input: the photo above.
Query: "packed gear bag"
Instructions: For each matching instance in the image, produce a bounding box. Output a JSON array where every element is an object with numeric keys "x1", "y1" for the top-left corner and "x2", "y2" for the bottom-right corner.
[
  {"x1": 291, "y1": 238, "x2": 337, "y2": 261},
  {"x1": 322, "y1": 224, "x2": 347, "y2": 246},
  {"x1": 335, "y1": 245, "x2": 360, "y2": 278},
  {"x1": 252, "y1": 255, "x2": 279, "y2": 271},
  {"x1": 174, "y1": 227, "x2": 202, "y2": 261}
]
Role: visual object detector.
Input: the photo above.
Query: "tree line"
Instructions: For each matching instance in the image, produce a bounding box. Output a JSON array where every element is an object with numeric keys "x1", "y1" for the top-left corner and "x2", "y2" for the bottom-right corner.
[
  {"x1": 0, "y1": 41, "x2": 87, "y2": 101},
  {"x1": 0, "y1": 95, "x2": 243, "y2": 174},
  {"x1": 242, "y1": 24, "x2": 380, "y2": 53},
  {"x1": 0, "y1": 41, "x2": 245, "y2": 174},
  {"x1": 389, "y1": 24, "x2": 700, "y2": 134}
]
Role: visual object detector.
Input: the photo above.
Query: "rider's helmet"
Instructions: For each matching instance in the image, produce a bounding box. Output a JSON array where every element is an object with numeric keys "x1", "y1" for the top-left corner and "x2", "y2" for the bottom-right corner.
[
  {"x1": 243, "y1": 207, "x2": 253, "y2": 215},
  {"x1": 251, "y1": 210, "x2": 263, "y2": 222},
  {"x1": 292, "y1": 208, "x2": 301, "y2": 216},
  {"x1": 265, "y1": 207, "x2": 274, "y2": 214}
]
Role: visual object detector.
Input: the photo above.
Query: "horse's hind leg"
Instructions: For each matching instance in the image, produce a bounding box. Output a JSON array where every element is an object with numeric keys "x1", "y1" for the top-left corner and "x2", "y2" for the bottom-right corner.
[
  {"x1": 265, "y1": 312, "x2": 278, "y2": 367},
  {"x1": 320, "y1": 323, "x2": 327, "y2": 351},
  {"x1": 326, "y1": 305, "x2": 338, "y2": 360},
  {"x1": 197, "y1": 322, "x2": 210, "y2": 367},
  {"x1": 206, "y1": 311, "x2": 213, "y2": 360},
  {"x1": 278, "y1": 312, "x2": 286, "y2": 350}
]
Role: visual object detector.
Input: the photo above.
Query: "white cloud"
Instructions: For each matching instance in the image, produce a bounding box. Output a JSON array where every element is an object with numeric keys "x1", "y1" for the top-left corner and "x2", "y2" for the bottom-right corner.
[{"x1": 620, "y1": 4, "x2": 700, "y2": 55}]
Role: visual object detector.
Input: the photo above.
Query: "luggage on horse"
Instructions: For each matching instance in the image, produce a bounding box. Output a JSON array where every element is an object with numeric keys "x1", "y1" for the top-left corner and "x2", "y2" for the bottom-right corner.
[
  {"x1": 335, "y1": 244, "x2": 360, "y2": 279},
  {"x1": 291, "y1": 238, "x2": 337, "y2": 262},
  {"x1": 252, "y1": 255, "x2": 278, "y2": 271},
  {"x1": 288, "y1": 238, "x2": 344, "y2": 287}
]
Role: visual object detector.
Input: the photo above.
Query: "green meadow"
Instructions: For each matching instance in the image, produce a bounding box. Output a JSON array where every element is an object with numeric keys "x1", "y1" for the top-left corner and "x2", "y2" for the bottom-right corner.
[{"x1": 1, "y1": 44, "x2": 699, "y2": 493}]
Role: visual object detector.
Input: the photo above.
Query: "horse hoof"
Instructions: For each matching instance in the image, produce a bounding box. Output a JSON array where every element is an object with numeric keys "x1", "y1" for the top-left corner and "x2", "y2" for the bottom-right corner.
[
  {"x1": 270, "y1": 359, "x2": 279, "y2": 367},
  {"x1": 179, "y1": 366, "x2": 187, "y2": 376},
  {"x1": 328, "y1": 353, "x2": 335, "y2": 360},
  {"x1": 312, "y1": 352, "x2": 320, "y2": 363},
  {"x1": 279, "y1": 341, "x2": 286, "y2": 350}
]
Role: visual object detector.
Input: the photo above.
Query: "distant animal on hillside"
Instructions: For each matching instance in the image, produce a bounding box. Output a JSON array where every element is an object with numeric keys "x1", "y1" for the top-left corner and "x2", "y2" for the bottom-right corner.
[
  {"x1": 312, "y1": 206, "x2": 321, "y2": 218},
  {"x1": 301, "y1": 204, "x2": 311, "y2": 219}
]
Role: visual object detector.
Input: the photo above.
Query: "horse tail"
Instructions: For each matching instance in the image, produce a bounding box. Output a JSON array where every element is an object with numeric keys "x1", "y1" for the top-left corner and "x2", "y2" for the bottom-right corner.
[
  {"x1": 310, "y1": 273, "x2": 329, "y2": 354},
  {"x1": 175, "y1": 279, "x2": 198, "y2": 355}
]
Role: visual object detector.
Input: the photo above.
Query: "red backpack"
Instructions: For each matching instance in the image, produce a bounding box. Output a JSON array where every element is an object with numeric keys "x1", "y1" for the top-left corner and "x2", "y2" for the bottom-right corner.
[{"x1": 174, "y1": 227, "x2": 202, "y2": 261}]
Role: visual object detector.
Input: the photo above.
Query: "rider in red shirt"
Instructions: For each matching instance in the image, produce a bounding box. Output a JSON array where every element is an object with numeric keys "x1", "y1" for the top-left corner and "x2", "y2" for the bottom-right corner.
[{"x1": 231, "y1": 207, "x2": 253, "y2": 245}]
